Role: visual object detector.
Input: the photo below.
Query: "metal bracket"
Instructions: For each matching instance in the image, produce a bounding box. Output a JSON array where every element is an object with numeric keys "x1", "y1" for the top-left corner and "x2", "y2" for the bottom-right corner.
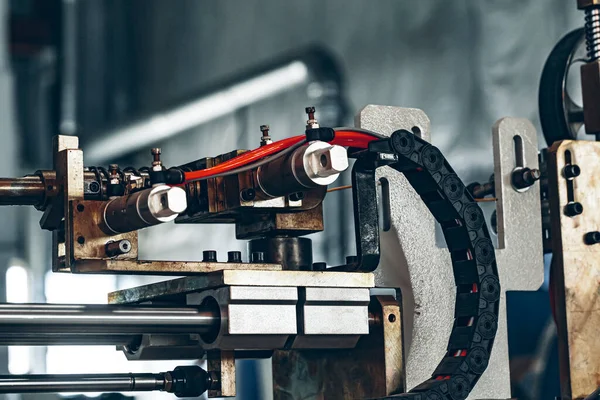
[
  {"x1": 548, "y1": 140, "x2": 600, "y2": 399},
  {"x1": 357, "y1": 105, "x2": 543, "y2": 399}
]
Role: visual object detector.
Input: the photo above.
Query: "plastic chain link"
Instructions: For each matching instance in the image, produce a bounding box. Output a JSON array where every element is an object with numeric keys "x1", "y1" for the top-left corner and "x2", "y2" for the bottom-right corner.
[{"x1": 370, "y1": 129, "x2": 500, "y2": 400}]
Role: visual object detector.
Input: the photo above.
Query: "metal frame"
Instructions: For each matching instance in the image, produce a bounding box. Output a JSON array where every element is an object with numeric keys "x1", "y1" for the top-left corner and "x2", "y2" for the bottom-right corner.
[
  {"x1": 358, "y1": 105, "x2": 543, "y2": 399},
  {"x1": 548, "y1": 140, "x2": 600, "y2": 399}
]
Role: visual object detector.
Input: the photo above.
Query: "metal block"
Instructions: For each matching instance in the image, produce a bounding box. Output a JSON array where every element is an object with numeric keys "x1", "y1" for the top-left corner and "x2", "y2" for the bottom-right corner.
[
  {"x1": 272, "y1": 295, "x2": 404, "y2": 399},
  {"x1": 188, "y1": 285, "x2": 297, "y2": 350},
  {"x1": 208, "y1": 350, "x2": 236, "y2": 398},
  {"x1": 302, "y1": 305, "x2": 368, "y2": 335},
  {"x1": 548, "y1": 140, "x2": 600, "y2": 399},
  {"x1": 358, "y1": 105, "x2": 543, "y2": 399},
  {"x1": 228, "y1": 304, "x2": 297, "y2": 335},
  {"x1": 302, "y1": 287, "x2": 370, "y2": 336},
  {"x1": 108, "y1": 270, "x2": 374, "y2": 304}
]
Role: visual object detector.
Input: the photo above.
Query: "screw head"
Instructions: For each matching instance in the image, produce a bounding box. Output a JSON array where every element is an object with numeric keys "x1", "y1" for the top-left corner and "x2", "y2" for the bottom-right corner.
[
  {"x1": 227, "y1": 251, "x2": 242, "y2": 263},
  {"x1": 118, "y1": 239, "x2": 132, "y2": 254},
  {"x1": 563, "y1": 164, "x2": 581, "y2": 179},
  {"x1": 240, "y1": 188, "x2": 256, "y2": 202},
  {"x1": 251, "y1": 251, "x2": 265, "y2": 263},
  {"x1": 565, "y1": 202, "x2": 584, "y2": 217},
  {"x1": 585, "y1": 231, "x2": 600, "y2": 245},
  {"x1": 305, "y1": 106, "x2": 315, "y2": 114},
  {"x1": 260, "y1": 125, "x2": 269, "y2": 132},
  {"x1": 202, "y1": 250, "x2": 217, "y2": 262},
  {"x1": 151, "y1": 148, "x2": 161, "y2": 155}
]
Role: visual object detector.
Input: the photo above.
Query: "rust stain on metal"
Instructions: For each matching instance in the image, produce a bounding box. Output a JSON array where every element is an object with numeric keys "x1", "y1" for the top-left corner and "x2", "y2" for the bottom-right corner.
[
  {"x1": 208, "y1": 350, "x2": 236, "y2": 398},
  {"x1": 548, "y1": 140, "x2": 600, "y2": 398},
  {"x1": 272, "y1": 295, "x2": 403, "y2": 399}
]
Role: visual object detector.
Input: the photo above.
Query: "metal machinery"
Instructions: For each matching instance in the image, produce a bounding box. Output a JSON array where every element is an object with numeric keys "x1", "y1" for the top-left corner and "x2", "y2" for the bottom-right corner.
[
  {"x1": 0, "y1": 101, "x2": 547, "y2": 400},
  {"x1": 538, "y1": 1, "x2": 600, "y2": 399},
  {"x1": 3, "y1": 1, "x2": 600, "y2": 399}
]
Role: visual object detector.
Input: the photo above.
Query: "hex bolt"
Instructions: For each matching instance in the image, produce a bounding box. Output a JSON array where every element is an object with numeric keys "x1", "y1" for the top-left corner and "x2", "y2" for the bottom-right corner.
[
  {"x1": 312, "y1": 262, "x2": 327, "y2": 271},
  {"x1": 251, "y1": 251, "x2": 265, "y2": 263},
  {"x1": 227, "y1": 251, "x2": 242, "y2": 263},
  {"x1": 512, "y1": 168, "x2": 541, "y2": 190},
  {"x1": 202, "y1": 250, "x2": 217, "y2": 262},
  {"x1": 565, "y1": 202, "x2": 584, "y2": 217},
  {"x1": 305, "y1": 106, "x2": 315, "y2": 120},
  {"x1": 563, "y1": 164, "x2": 581, "y2": 179},
  {"x1": 305, "y1": 106, "x2": 319, "y2": 129},
  {"x1": 240, "y1": 188, "x2": 256, "y2": 202},
  {"x1": 88, "y1": 181, "x2": 100, "y2": 193},
  {"x1": 151, "y1": 148, "x2": 163, "y2": 172},
  {"x1": 260, "y1": 125, "x2": 272, "y2": 146},
  {"x1": 105, "y1": 239, "x2": 132, "y2": 257},
  {"x1": 584, "y1": 231, "x2": 600, "y2": 245}
]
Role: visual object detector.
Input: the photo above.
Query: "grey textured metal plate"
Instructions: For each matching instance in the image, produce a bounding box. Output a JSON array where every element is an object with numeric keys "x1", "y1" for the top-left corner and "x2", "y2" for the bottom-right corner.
[{"x1": 357, "y1": 105, "x2": 543, "y2": 399}]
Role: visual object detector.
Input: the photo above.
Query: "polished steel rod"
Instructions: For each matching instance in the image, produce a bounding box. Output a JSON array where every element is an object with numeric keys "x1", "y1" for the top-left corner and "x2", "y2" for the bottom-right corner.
[
  {"x1": 0, "y1": 333, "x2": 139, "y2": 346},
  {"x1": 0, "y1": 303, "x2": 218, "y2": 335},
  {"x1": 0, "y1": 373, "x2": 164, "y2": 393}
]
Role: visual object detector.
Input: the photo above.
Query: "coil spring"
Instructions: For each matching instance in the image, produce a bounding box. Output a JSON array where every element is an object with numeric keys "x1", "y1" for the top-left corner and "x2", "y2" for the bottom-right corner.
[{"x1": 585, "y1": 7, "x2": 600, "y2": 61}]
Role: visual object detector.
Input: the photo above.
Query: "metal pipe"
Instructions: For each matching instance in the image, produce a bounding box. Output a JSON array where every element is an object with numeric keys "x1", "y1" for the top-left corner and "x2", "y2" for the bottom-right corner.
[
  {"x1": 0, "y1": 303, "x2": 219, "y2": 335},
  {"x1": 0, "y1": 177, "x2": 45, "y2": 206},
  {"x1": 0, "y1": 372, "x2": 164, "y2": 393},
  {"x1": 0, "y1": 334, "x2": 139, "y2": 346},
  {"x1": 0, "y1": 365, "x2": 211, "y2": 397}
]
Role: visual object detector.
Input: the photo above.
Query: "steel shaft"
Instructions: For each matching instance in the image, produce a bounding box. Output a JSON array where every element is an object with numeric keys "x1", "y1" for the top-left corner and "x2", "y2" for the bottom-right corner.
[
  {"x1": 0, "y1": 177, "x2": 45, "y2": 206},
  {"x1": 0, "y1": 303, "x2": 218, "y2": 338},
  {"x1": 0, "y1": 373, "x2": 164, "y2": 393}
]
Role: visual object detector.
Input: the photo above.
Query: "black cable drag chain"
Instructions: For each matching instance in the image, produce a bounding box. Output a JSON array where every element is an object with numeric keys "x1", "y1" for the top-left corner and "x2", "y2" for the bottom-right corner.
[{"x1": 369, "y1": 129, "x2": 500, "y2": 400}]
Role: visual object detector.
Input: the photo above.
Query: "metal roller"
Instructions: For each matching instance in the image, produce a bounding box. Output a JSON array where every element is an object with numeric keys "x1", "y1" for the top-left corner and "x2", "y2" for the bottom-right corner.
[
  {"x1": 0, "y1": 177, "x2": 46, "y2": 206},
  {"x1": 100, "y1": 184, "x2": 187, "y2": 234},
  {"x1": 0, "y1": 303, "x2": 219, "y2": 336},
  {"x1": 256, "y1": 141, "x2": 348, "y2": 198},
  {"x1": 0, "y1": 365, "x2": 213, "y2": 397}
]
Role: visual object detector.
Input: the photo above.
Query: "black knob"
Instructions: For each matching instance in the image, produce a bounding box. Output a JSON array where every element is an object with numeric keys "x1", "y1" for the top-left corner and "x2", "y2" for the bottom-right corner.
[
  {"x1": 289, "y1": 192, "x2": 305, "y2": 202},
  {"x1": 227, "y1": 251, "x2": 242, "y2": 262},
  {"x1": 564, "y1": 202, "x2": 584, "y2": 217},
  {"x1": 202, "y1": 250, "x2": 217, "y2": 262},
  {"x1": 563, "y1": 164, "x2": 581, "y2": 179},
  {"x1": 585, "y1": 231, "x2": 600, "y2": 245},
  {"x1": 312, "y1": 262, "x2": 327, "y2": 271},
  {"x1": 167, "y1": 365, "x2": 210, "y2": 397},
  {"x1": 512, "y1": 167, "x2": 541, "y2": 190},
  {"x1": 251, "y1": 251, "x2": 265, "y2": 263},
  {"x1": 240, "y1": 188, "x2": 256, "y2": 202}
]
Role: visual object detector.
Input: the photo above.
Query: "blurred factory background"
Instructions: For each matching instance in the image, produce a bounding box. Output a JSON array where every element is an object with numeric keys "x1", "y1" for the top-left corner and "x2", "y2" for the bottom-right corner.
[{"x1": 0, "y1": 0, "x2": 583, "y2": 399}]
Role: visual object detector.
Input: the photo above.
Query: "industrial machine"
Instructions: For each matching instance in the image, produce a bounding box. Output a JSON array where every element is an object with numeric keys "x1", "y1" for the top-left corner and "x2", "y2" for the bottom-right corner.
[
  {"x1": 0, "y1": 103, "x2": 543, "y2": 399},
  {"x1": 2, "y1": 1, "x2": 600, "y2": 399}
]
